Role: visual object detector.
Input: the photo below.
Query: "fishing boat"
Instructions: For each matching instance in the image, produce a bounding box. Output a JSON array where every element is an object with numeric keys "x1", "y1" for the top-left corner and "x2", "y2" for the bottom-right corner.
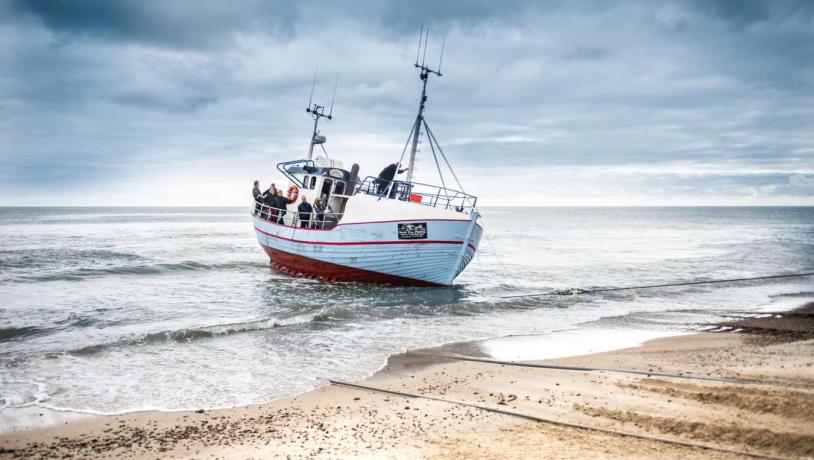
[{"x1": 252, "y1": 31, "x2": 481, "y2": 286}]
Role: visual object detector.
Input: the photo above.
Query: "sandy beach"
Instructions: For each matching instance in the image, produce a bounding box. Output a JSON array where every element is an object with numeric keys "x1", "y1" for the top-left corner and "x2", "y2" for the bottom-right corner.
[{"x1": 2, "y1": 303, "x2": 813, "y2": 459}]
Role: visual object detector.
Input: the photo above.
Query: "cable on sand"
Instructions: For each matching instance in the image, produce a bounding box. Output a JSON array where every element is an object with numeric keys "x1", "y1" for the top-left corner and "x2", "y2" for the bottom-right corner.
[{"x1": 329, "y1": 379, "x2": 788, "y2": 460}]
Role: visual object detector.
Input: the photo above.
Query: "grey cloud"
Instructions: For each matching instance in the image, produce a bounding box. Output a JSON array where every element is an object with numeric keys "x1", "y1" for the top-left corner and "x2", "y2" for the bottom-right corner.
[
  {"x1": 11, "y1": 0, "x2": 298, "y2": 49},
  {"x1": 689, "y1": 0, "x2": 814, "y2": 29},
  {"x1": 1, "y1": 0, "x2": 812, "y2": 205},
  {"x1": 10, "y1": 0, "x2": 539, "y2": 50},
  {"x1": 691, "y1": 0, "x2": 772, "y2": 27}
]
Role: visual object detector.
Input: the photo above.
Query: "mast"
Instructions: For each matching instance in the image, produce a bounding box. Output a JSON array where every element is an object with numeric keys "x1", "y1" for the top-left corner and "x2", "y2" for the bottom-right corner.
[
  {"x1": 407, "y1": 72, "x2": 429, "y2": 183},
  {"x1": 305, "y1": 70, "x2": 338, "y2": 161},
  {"x1": 306, "y1": 104, "x2": 328, "y2": 161},
  {"x1": 406, "y1": 27, "x2": 443, "y2": 183}
]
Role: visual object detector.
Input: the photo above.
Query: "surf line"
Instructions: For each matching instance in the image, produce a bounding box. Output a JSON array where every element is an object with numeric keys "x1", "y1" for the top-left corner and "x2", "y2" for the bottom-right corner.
[
  {"x1": 329, "y1": 380, "x2": 788, "y2": 460},
  {"x1": 500, "y1": 270, "x2": 814, "y2": 299},
  {"x1": 410, "y1": 352, "x2": 813, "y2": 390}
]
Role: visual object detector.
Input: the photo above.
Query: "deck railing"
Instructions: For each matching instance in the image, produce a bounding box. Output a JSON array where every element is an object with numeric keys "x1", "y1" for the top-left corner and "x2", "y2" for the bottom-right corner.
[
  {"x1": 354, "y1": 176, "x2": 477, "y2": 213},
  {"x1": 253, "y1": 200, "x2": 343, "y2": 229}
]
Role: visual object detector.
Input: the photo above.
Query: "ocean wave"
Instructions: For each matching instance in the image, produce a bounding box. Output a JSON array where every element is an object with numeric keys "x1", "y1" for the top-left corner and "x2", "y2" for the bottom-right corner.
[
  {"x1": 0, "y1": 326, "x2": 49, "y2": 342},
  {"x1": 67, "y1": 316, "x2": 314, "y2": 356},
  {"x1": 770, "y1": 290, "x2": 814, "y2": 299},
  {"x1": 7, "y1": 260, "x2": 266, "y2": 283},
  {"x1": 0, "y1": 315, "x2": 126, "y2": 345},
  {"x1": 0, "y1": 248, "x2": 147, "y2": 270}
]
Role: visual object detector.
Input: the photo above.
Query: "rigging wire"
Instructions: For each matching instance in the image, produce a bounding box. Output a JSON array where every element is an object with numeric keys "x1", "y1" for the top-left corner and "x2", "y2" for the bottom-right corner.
[
  {"x1": 397, "y1": 118, "x2": 419, "y2": 167},
  {"x1": 424, "y1": 122, "x2": 465, "y2": 193},
  {"x1": 416, "y1": 115, "x2": 523, "y2": 290},
  {"x1": 389, "y1": 110, "x2": 812, "y2": 301},
  {"x1": 319, "y1": 143, "x2": 330, "y2": 159},
  {"x1": 480, "y1": 223, "x2": 526, "y2": 290},
  {"x1": 423, "y1": 119, "x2": 447, "y2": 192},
  {"x1": 417, "y1": 119, "x2": 523, "y2": 290}
]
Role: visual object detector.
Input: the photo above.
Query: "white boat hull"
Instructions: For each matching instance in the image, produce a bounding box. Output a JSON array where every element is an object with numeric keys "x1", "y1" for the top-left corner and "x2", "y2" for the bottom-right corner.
[{"x1": 253, "y1": 204, "x2": 481, "y2": 286}]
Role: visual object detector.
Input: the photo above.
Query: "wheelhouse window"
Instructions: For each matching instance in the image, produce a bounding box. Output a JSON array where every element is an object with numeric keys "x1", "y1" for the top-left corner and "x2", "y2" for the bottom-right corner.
[
  {"x1": 320, "y1": 178, "x2": 333, "y2": 203},
  {"x1": 334, "y1": 181, "x2": 345, "y2": 195},
  {"x1": 310, "y1": 176, "x2": 317, "y2": 189}
]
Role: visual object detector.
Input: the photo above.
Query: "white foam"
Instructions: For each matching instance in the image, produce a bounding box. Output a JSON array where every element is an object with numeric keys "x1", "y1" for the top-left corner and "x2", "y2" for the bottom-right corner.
[{"x1": 0, "y1": 406, "x2": 96, "y2": 434}]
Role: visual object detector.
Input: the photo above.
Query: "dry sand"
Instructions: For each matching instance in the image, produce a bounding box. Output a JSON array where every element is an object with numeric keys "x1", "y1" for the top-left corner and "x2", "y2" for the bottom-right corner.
[{"x1": 2, "y1": 304, "x2": 813, "y2": 459}]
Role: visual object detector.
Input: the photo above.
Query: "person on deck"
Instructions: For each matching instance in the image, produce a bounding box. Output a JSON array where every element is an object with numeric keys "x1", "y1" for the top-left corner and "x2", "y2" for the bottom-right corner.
[
  {"x1": 297, "y1": 196, "x2": 313, "y2": 228},
  {"x1": 274, "y1": 189, "x2": 293, "y2": 224},
  {"x1": 252, "y1": 181, "x2": 264, "y2": 215},
  {"x1": 313, "y1": 197, "x2": 325, "y2": 229},
  {"x1": 376, "y1": 163, "x2": 408, "y2": 195},
  {"x1": 263, "y1": 187, "x2": 278, "y2": 222},
  {"x1": 256, "y1": 182, "x2": 276, "y2": 216}
]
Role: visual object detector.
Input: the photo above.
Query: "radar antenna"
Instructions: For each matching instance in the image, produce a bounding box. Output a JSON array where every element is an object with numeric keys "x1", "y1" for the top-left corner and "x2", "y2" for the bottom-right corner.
[{"x1": 305, "y1": 68, "x2": 337, "y2": 160}]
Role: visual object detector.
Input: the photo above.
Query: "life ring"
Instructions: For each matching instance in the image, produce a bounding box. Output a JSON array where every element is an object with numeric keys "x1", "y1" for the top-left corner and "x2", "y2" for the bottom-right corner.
[{"x1": 287, "y1": 185, "x2": 299, "y2": 202}]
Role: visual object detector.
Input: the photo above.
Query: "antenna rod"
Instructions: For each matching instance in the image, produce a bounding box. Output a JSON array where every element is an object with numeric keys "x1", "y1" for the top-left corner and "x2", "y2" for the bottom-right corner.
[
  {"x1": 329, "y1": 74, "x2": 338, "y2": 118},
  {"x1": 415, "y1": 25, "x2": 424, "y2": 65},
  {"x1": 438, "y1": 35, "x2": 446, "y2": 74},
  {"x1": 422, "y1": 28, "x2": 429, "y2": 67},
  {"x1": 307, "y1": 66, "x2": 318, "y2": 111}
]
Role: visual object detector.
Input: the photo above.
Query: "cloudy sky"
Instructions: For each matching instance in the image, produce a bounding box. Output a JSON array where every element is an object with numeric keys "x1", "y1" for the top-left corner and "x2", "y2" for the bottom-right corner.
[{"x1": 1, "y1": 0, "x2": 812, "y2": 206}]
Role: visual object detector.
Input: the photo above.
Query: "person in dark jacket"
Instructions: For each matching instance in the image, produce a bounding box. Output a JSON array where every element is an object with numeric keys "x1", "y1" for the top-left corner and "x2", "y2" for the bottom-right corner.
[
  {"x1": 275, "y1": 190, "x2": 293, "y2": 224},
  {"x1": 263, "y1": 188, "x2": 278, "y2": 222},
  {"x1": 313, "y1": 197, "x2": 325, "y2": 229},
  {"x1": 297, "y1": 196, "x2": 313, "y2": 228},
  {"x1": 376, "y1": 163, "x2": 408, "y2": 194}
]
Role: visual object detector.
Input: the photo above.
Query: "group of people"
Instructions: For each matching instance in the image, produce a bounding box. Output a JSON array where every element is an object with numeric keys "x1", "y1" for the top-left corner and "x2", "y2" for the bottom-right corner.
[
  {"x1": 252, "y1": 161, "x2": 408, "y2": 228},
  {"x1": 253, "y1": 181, "x2": 291, "y2": 223},
  {"x1": 295, "y1": 195, "x2": 327, "y2": 228},
  {"x1": 252, "y1": 181, "x2": 327, "y2": 228}
]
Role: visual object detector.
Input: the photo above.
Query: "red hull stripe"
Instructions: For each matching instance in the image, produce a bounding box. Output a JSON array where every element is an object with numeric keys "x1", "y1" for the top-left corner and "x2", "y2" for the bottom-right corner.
[
  {"x1": 337, "y1": 218, "x2": 471, "y2": 226},
  {"x1": 262, "y1": 245, "x2": 443, "y2": 287},
  {"x1": 254, "y1": 226, "x2": 464, "y2": 247}
]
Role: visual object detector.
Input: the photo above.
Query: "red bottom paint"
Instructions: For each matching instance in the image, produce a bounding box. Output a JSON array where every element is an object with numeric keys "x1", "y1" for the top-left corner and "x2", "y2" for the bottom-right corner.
[{"x1": 262, "y1": 245, "x2": 443, "y2": 287}]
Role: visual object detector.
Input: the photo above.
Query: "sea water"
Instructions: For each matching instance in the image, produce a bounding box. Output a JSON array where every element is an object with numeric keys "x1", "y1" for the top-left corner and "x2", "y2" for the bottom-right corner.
[{"x1": 1, "y1": 207, "x2": 812, "y2": 425}]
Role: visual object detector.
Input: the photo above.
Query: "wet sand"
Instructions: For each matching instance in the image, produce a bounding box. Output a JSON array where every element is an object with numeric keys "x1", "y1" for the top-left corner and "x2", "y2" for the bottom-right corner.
[{"x1": 2, "y1": 304, "x2": 813, "y2": 459}]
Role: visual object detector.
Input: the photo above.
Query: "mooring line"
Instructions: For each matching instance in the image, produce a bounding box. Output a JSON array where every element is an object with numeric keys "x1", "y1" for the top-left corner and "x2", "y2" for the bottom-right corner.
[
  {"x1": 501, "y1": 270, "x2": 814, "y2": 299},
  {"x1": 411, "y1": 352, "x2": 813, "y2": 390},
  {"x1": 329, "y1": 379, "x2": 788, "y2": 460}
]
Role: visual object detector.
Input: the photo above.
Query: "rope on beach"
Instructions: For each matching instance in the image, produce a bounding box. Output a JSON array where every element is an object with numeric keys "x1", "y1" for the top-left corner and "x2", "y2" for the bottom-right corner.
[
  {"x1": 412, "y1": 353, "x2": 813, "y2": 390},
  {"x1": 329, "y1": 379, "x2": 789, "y2": 460},
  {"x1": 500, "y1": 270, "x2": 814, "y2": 299}
]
